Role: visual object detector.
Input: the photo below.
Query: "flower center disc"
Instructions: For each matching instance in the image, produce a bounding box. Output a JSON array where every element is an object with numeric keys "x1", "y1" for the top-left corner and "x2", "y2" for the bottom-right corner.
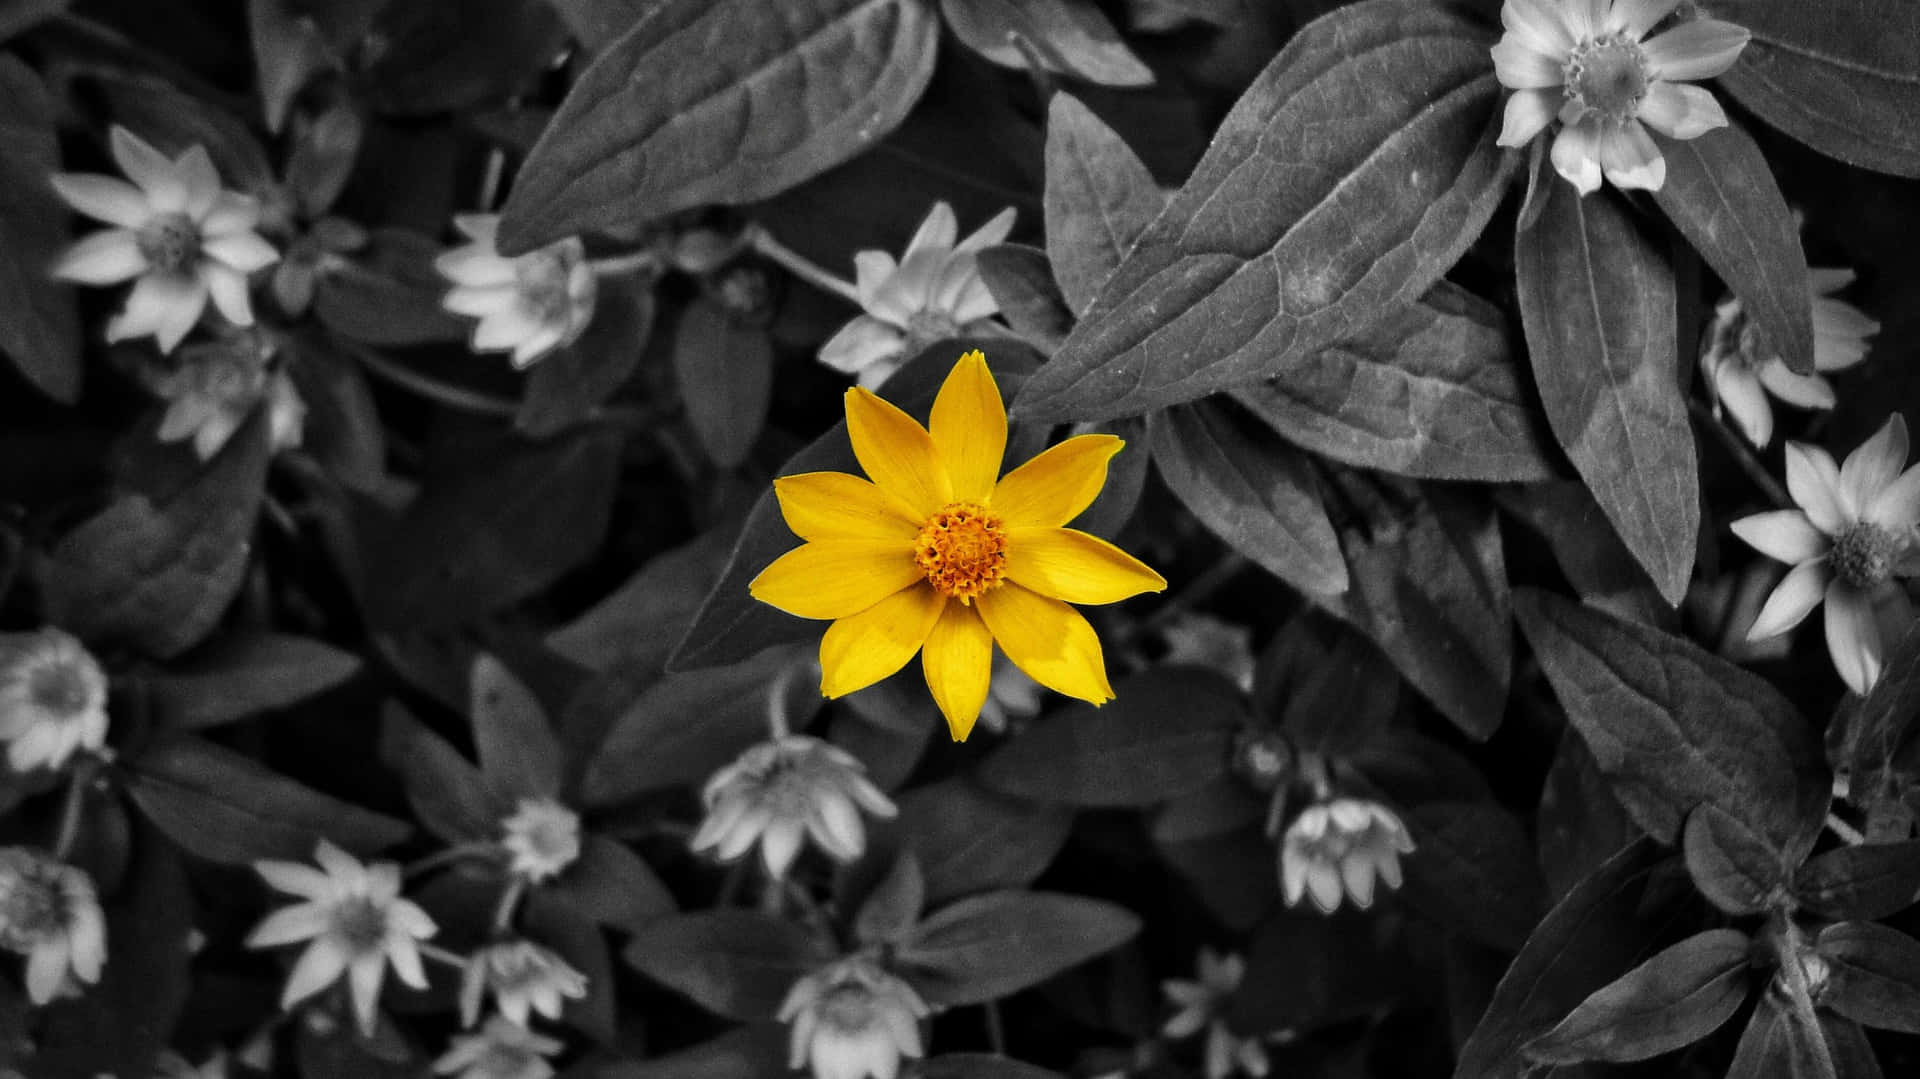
[
  {"x1": 27, "y1": 662, "x2": 91, "y2": 719},
  {"x1": 138, "y1": 213, "x2": 201, "y2": 275},
  {"x1": 515, "y1": 252, "x2": 573, "y2": 324},
  {"x1": 818, "y1": 984, "x2": 880, "y2": 1034},
  {"x1": 1565, "y1": 36, "x2": 1649, "y2": 122},
  {"x1": 914, "y1": 502, "x2": 1007, "y2": 601},
  {"x1": 332, "y1": 896, "x2": 388, "y2": 953},
  {"x1": 1831, "y1": 522, "x2": 1898, "y2": 589}
]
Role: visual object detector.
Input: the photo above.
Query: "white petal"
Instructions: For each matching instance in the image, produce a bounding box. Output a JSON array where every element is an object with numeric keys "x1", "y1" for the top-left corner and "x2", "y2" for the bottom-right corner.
[
  {"x1": 50, "y1": 174, "x2": 152, "y2": 228},
  {"x1": 1341, "y1": 852, "x2": 1378, "y2": 909},
  {"x1": 903, "y1": 203, "x2": 958, "y2": 258},
  {"x1": 175, "y1": 146, "x2": 222, "y2": 219},
  {"x1": 1730, "y1": 510, "x2": 1829, "y2": 564},
  {"x1": 256, "y1": 861, "x2": 334, "y2": 899},
  {"x1": 1304, "y1": 859, "x2": 1344, "y2": 913},
  {"x1": 1599, "y1": 122, "x2": 1666, "y2": 191},
  {"x1": 313, "y1": 840, "x2": 364, "y2": 883},
  {"x1": 201, "y1": 192, "x2": 262, "y2": 237},
  {"x1": 202, "y1": 264, "x2": 255, "y2": 327},
  {"x1": 760, "y1": 818, "x2": 805, "y2": 879},
  {"x1": 1826, "y1": 585, "x2": 1884, "y2": 695},
  {"x1": 25, "y1": 939, "x2": 68, "y2": 1004},
  {"x1": 1609, "y1": 0, "x2": 1681, "y2": 38},
  {"x1": 954, "y1": 207, "x2": 1017, "y2": 254},
  {"x1": 716, "y1": 806, "x2": 770, "y2": 861},
  {"x1": 1755, "y1": 362, "x2": 1834, "y2": 411},
  {"x1": 281, "y1": 940, "x2": 349, "y2": 1008},
  {"x1": 510, "y1": 322, "x2": 567, "y2": 368},
  {"x1": 1550, "y1": 120, "x2": 1604, "y2": 196},
  {"x1": 1503, "y1": 0, "x2": 1575, "y2": 56},
  {"x1": 810, "y1": 790, "x2": 865, "y2": 861},
  {"x1": 109, "y1": 273, "x2": 208, "y2": 354},
  {"x1": 453, "y1": 214, "x2": 500, "y2": 244},
  {"x1": 1641, "y1": 19, "x2": 1751, "y2": 81},
  {"x1": 1866, "y1": 463, "x2": 1920, "y2": 531},
  {"x1": 818, "y1": 316, "x2": 905, "y2": 376},
  {"x1": 1498, "y1": 89, "x2": 1559, "y2": 148},
  {"x1": 347, "y1": 952, "x2": 387, "y2": 1036},
  {"x1": 1709, "y1": 358, "x2": 1773, "y2": 447},
  {"x1": 1636, "y1": 81, "x2": 1727, "y2": 140},
  {"x1": 943, "y1": 268, "x2": 1000, "y2": 325},
  {"x1": 853, "y1": 249, "x2": 899, "y2": 309},
  {"x1": 52, "y1": 229, "x2": 148, "y2": 285},
  {"x1": 1492, "y1": 36, "x2": 1568, "y2": 89},
  {"x1": 1279, "y1": 848, "x2": 1306, "y2": 906},
  {"x1": 1840, "y1": 415, "x2": 1909, "y2": 514},
  {"x1": 444, "y1": 283, "x2": 517, "y2": 319},
  {"x1": 471, "y1": 306, "x2": 541, "y2": 353},
  {"x1": 387, "y1": 939, "x2": 428, "y2": 989},
  {"x1": 247, "y1": 903, "x2": 331, "y2": 948},
  {"x1": 435, "y1": 245, "x2": 518, "y2": 288},
  {"x1": 1811, "y1": 297, "x2": 1877, "y2": 371},
  {"x1": 111, "y1": 126, "x2": 188, "y2": 213},
  {"x1": 204, "y1": 231, "x2": 280, "y2": 274},
  {"x1": 1785, "y1": 441, "x2": 1850, "y2": 533},
  {"x1": 1747, "y1": 560, "x2": 1832, "y2": 641}
]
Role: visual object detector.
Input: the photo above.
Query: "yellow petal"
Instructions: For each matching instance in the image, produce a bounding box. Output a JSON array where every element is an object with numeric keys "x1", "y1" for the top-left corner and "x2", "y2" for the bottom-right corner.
[
  {"x1": 922, "y1": 601, "x2": 994, "y2": 742},
  {"x1": 1004, "y1": 527, "x2": 1168, "y2": 605},
  {"x1": 819, "y1": 583, "x2": 947, "y2": 698},
  {"x1": 772, "y1": 472, "x2": 922, "y2": 542},
  {"x1": 991, "y1": 434, "x2": 1124, "y2": 528},
  {"x1": 928, "y1": 350, "x2": 1007, "y2": 503},
  {"x1": 976, "y1": 582, "x2": 1114, "y2": 705},
  {"x1": 845, "y1": 387, "x2": 952, "y2": 515},
  {"x1": 749, "y1": 541, "x2": 921, "y2": 620}
]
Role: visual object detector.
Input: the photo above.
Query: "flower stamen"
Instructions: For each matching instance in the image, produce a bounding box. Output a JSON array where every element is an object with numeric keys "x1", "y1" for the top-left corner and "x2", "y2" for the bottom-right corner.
[
  {"x1": 138, "y1": 212, "x2": 202, "y2": 275},
  {"x1": 1831, "y1": 521, "x2": 1899, "y2": 589},
  {"x1": 1563, "y1": 34, "x2": 1651, "y2": 124},
  {"x1": 913, "y1": 502, "x2": 1008, "y2": 601}
]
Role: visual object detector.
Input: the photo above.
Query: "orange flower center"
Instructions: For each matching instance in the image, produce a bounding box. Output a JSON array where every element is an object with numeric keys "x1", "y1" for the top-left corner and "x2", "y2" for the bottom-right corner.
[{"x1": 914, "y1": 502, "x2": 1007, "y2": 601}]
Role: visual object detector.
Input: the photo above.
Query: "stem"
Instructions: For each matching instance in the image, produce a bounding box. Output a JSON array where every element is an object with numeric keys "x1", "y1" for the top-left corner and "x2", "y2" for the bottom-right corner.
[
  {"x1": 1825, "y1": 812, "x2": 1866, "y2": 846},
  {"x1": 420, "y1": 942, "x2": 471, "y2": 969},
  {"x1": 590, "y1": 252, "x2": 660, "y2": 278},
  {"x1": 404, "y1": 842, "x2": 498, "y2": 882},
  {"x1": 478, "y1": 148, "x2": 507, "y2": 213},
  {"x1": 51, "y1": 758, "x2": 95, "y2": 861},
  {"x1": 746, "y1": 225, "x2": 862, "y2": 306},
  {"x1": 1770, "y1": 910, "x2": 1839, "y2": 1079},
  {"x1": 1689, "y1": 398, "x2": 1791, "y2": 509},
  {"x1": 491, "y1": 875, "x2": 528, "y2": 932},
  {"x1": 766, "y1": 660, "x2": 798, "y2": 740},
  {"x1": 349, "y1": 344, "x2": 522, "y2": 417},
  {"x1": 984, "y1": 999, "x2": 1007, "y2": 1056}
]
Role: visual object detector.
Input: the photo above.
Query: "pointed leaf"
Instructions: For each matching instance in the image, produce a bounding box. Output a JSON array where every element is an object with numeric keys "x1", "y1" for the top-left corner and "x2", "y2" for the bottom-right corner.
[
  {"x1": 1515, "y1": 589, "x2": 1827, "y2": 853},
  {"x1": 673, "y1": 297, "x2": 775, "y2": 468},
  {"x1": 1650, "y1": 121, "x2": 1813, "y2": 374},
  {"x1": 548, "y1": 833, "x2": 677, "y2": 932},
  {"x1": 145, "y1": 633, "x2": 362, "y2": 730},
  {"x1": 1231, "y1": 283, "x2": 1553, "y2": 482},
  {"x1": 518, "y1": 276, "x2": 655, "y2": 437},
  {"x1": 1043, "y1": 93, "x2": 1163, "y2": 316},
  {"x1": 854, "y1": 851, "x2": 925, "y2": 946},
  {"x1": 1516, "y1": 181, "x2": 1694, "y2": 605},
  {"x1": 1818, "y1": 920, "x2": 1920, "y2": 1035},
  {"x1": 378, "y1": 704, "x2": 501, "y2": 845},
  {"x1": 1401, "y1": 801, "x2": 1547, "y2": 954},
  {"x1": 940, "y1": 0, "x2": 1151, "y2": 88},
  {"x1": 1523, "y1": 928, "x2": 1752, "y2": 1064},
  {"x1": 1012, "y1": 0, "x2": 1513, "y2": 423},
  {"x1": 977, "y1": 666, "x2": 1242, "y2": 807},
  {"x1": 897, "y1": 891, "x2": 1140, "y2": 1005},
  {"x1": 1150, "y1": 398, "x2": 1348, "y2": 596},
  {"x1": 0, "y1": 57, "x2": 78, "y2": 402},
  {"x1": 1794, "y1": 840, "x2": 1920, "y2": 921},
  {"x1": 623, "y1": 912, "x2": 833, "y2": 1021},
  {"x1": 975, "y1": 244, "x2": 1074, "y2": 353},
  {"x1": 470, "y1": 654, "x2": 564, "y2": 801},
  {"x1": 894, "y1": 778, "x2": 1074, "y2": 904},
  {"x1": 1715, "y1": 0, "x2": 1920, "y2": 178},
  {"x1": 498, "y1": 0, "x2": 940, "y2": 252},
  {"x1": 1683, "y1": 804, "x2": 1788, "y2": 915}
]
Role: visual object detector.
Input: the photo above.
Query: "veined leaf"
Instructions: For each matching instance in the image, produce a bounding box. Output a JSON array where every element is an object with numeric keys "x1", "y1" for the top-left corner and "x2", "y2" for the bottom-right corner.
[
  {"x1": 1232, "y1": 282, "x2": 1553, "y2": 483},
  {"x1": 1795, "y1": 841, "x2": 1920, "y2": 921},
  {"x1": 1516, "y1": 181, "x2": 1694, "y2": 605},
  {"x1": 498, "y1": 0, "x2": 940, "y2": 252},
  {"x1": 940, "y1": 0, "x2": 1151, "y2": 88},
  {"x1": 893, "y1": 778, "x2": 1074, "y2": 904},
  {"x1": 1013, "y1": 0, "x2": 1513, "y2": 423},
  {"x1": 896, "y1": 891, "x2": 1139, "y2": 1005},
  {"x1": 1043, "y1": 92, "x2": 1163, "y2": 316},
  {"x1": 145, "y1": 633, "x2": 362, "y2": 730},
  {"x1": 1682, "y1": 804, "x2": 1787, "y2": 916},
  {"x1": 1818, "y1": 921, "x2": 1920, "y2": 1036},
  {"x1": 1523, "y1": 928, "x2": 1752, "y2": 1064},
  {"x1": 623, "y1": 912, "x2": 833, "y2": 1021},
  {"x1": 1714, "y1": 0, "x2": 1920, "y2": 178}
]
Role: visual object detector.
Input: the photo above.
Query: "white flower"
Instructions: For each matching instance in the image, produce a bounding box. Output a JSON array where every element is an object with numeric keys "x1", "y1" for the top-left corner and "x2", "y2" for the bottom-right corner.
[
  {"x1": 1493, "y1": 0, "x2": 1750, "y2": 194},
  {"x1": 1276, "y1": 798, "x2": 1414, "y2": 914},
  {"x1": 499, "y1": 799, "x2": 581, "y2": 884},
  {"x1": 153, "y1": 329, "x2": 306, "y2": 460},
  {"x1": 246, "y1": 840, "x2": 438, "y2": 1036},
  {"x1": 459, "y1": 939, "x2": 588, "y2": 1029},
  {"x1": 689, "y1": 735, "x2": 897, "y2": 879},
  {"x1": 0, "y1": 628, "x2": 109, "y2": 774},
  {"x1": 1162, "y1": 949, "x2": 1269, "y2": 1079},
  {"x1": 1732, "y1": 415, "x2": 1920, "y2": 695},
  {"x1": 435, "y1": 214, "x2": 596, "y2": 368},
  {"x1": 819, "y1": 202, "x2": 1015, "y2": 388},
  {"x1": 51, "y1": 126, "x2": 280, "y2": 353},
  {"x1": 780, "y1": 956, "x2": 929, "y2": 1079},
  {"x1": 433, "y1": 1016, "x2": 562, "y2": 1079},
  {"x1": 1703, "y1": 269, "x2": 1881, "y2": 448},
  {"x1": 0, "y1": 848, "x2": 106, "y2": 1005}
]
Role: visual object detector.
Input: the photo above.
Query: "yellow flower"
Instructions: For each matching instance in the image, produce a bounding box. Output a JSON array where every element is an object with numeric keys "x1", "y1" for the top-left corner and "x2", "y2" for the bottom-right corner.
[{"x1": 751, "y1": 351, "x2": 1166, "y2": 741}]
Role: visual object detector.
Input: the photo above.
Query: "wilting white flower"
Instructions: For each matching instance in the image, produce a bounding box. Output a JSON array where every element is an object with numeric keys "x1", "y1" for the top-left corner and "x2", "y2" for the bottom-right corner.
[
  {"x1": 690, "y1": 735, "x2": 897, "y2": 879},
  {"x1": 1160, "y1": 613, "x2": 1257, "y2": 693},
  {"x1": 435, "y1": 214, "x2": 596, "y2": 368},
  {"x1": 975, "y1": 653, "x2": 1044, "y2": 735},
  {"x1": 1162, "y1": 949, "x2": 1269, "y2": 1079},
  {"x1": 51, "y1": 126, "x2": 279, "y2": 353},
  {"x1": 154, "y1": 1049, "x2": 229, "y2": 1079},
  {"x1": 1703, "y1": 269, "x2": 1881, "y2": 448},
  {"x1": 780, "y1": 956, "x2": 929, "y2": 1079},
  {"x1": 1493, "y1": 0, "x2": 1750, "y2": 193},
  {"x1": 0, "y1": 848, "x2": 106, "y2": 1005},
  {"x1": 499, "y1": 798, "x2": 581, "y2": 884},
  {"x1": 1733, "y1": 415, "x2": 1920, "y2": 695},
  {"x1": 1276, "y1": 798, "x2": 1414, "y2": 914},
  {"x1": 153, "y1": 329, "x2": 306, "y2": 460},
  {"x1": 459, "y1": 939, "x2": 588, "y2": 1028},
  {"x1": 434, "y1": 1016, "x2": 562, "y2": 1079},
  {"x1": 818, "y1": 202, "x2": 1015, "y2": 388},
  {"x1": 246, "y1": 840, "x2": 437, "y2": 1036},
  {"x1": 0, "y1": 628, "x2": 109, "y2": 774}
]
